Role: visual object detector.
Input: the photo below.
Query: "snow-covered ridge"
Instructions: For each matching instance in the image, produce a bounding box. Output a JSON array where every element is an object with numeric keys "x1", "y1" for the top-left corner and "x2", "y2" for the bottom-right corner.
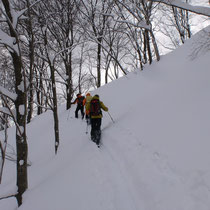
[{"x1": 1, "y1": 25, "x2": 210, "y2": 210}]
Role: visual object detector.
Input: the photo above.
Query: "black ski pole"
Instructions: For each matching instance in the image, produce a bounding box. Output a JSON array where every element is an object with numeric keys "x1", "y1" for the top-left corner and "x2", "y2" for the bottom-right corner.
[
  {"x1": 86, "y1": 122, "x2": 88, "y2": 134},
  {"x1": 67, "y1": 108, "x2": 71, "y2": 120},
  {"x1": 108, "y1": 111, "x2": 115, "y2": 123}
]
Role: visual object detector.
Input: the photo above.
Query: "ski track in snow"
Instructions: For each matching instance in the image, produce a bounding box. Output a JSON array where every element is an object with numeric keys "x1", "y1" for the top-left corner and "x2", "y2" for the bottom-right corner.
[
  {"x1": 98, "y1": 140, "x2": 138, "y2": 210},
  {"x1": 60, "y1": 114, "x2": 141, "y2": 210},
  {"x1": 104, "y1": 122, "x2": 210, "y2": 210},
  {"x1": 102, "y1": 126, "x2": 159, "y2": 210},
  {"x1": 68, "y1": 117, "x2": 137, "y2": 209},
  {"x1": 100, "y1": 121, "x2": 196, "y2": 210},
  {"x1": 27, "y1": 98, "x2": 210, "y2": 210},
  {"x1": 68, "y1": 114, "x2": 186, "y2": 210}
]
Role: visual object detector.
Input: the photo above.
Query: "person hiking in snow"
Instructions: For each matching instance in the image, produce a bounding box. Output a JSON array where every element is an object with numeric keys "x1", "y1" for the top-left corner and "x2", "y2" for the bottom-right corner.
[
  {"x1": 83, "y1": 93, "x2": 92, "y2": 124},
  {"x1": 71, "y1": 93, "x2": 85, "y2": 119},
  {"x1": 86, "y1": 94, "x2": 108, "y2": 147}
]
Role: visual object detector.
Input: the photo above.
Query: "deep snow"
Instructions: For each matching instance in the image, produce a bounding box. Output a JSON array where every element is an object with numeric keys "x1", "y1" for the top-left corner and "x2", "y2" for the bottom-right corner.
[{"x1": 1, "y1": 26, "x2": 210, "y2": 210}]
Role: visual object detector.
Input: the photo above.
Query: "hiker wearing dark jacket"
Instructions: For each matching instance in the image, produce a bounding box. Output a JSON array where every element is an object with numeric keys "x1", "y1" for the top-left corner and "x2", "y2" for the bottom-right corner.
[
  {"x1": 86, "y1": 94, "x2": 108, "y2": 146},
  {"x1": 71, "y1": 93, "x2": 85, "y2": 119}
]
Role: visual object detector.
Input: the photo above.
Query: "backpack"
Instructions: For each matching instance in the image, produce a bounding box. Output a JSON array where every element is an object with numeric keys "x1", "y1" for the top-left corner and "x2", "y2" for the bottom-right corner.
[
  {"x1": 86, "y1": 95, "x2": 92, "y2": 104},
  {"x1": 90, "y1": 99, "x2": 101, "y2": 116},
  {"x1": 78, "y1": 96, "x2": 84, "y2": 106}
]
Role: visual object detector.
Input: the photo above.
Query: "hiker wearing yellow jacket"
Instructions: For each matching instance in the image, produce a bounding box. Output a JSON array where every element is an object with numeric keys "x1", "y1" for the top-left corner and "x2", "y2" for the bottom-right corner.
[{"x1": 86, "y1": 94, "x2": 108, "y2": 147}]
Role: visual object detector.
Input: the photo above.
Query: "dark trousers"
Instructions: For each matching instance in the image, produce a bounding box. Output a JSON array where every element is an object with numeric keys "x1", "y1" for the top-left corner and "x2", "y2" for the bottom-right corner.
[
  {"x1": 86, "y1": 114, "x2": 91, "y2": 124},
  {"x1": 75, "y1": 105, "x2": 84, "y2": 118},
  {"x1": 90, "y1": 118, "x2": 101, "y2": 145}
]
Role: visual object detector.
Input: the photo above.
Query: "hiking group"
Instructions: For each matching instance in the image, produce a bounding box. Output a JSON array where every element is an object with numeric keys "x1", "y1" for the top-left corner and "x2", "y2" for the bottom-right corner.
[{"x1": 71, "y1": 93, "x2": 108, "y2": 147}]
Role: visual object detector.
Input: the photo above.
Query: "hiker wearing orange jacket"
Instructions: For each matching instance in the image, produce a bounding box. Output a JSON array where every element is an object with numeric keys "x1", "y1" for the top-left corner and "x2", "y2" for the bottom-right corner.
[{"x1": 83, "y1": 93, "x2": 92, "y2": 124}]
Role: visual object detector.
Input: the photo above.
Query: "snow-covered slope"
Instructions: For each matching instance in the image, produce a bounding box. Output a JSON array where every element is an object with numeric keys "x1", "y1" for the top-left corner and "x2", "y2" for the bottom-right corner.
[{"x1": 1, "y1": 26, "x2": 210, "y2": 210}]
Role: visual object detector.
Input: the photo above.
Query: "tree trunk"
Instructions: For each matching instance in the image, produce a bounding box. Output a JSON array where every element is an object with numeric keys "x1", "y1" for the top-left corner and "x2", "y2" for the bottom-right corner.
[
  {"x1": 96, "y1": 38, "x2": 102, "y2": 88},
  {"x1": 26, "y1": 0, "x2": 35, "y2": 123},
  {"x1": 27, "y1": 38, "x2": 35, "y2": 123},
  {"x1": 0, "y1": 116, "x2": 7, "y2": 184},
  {"x1": 66, "y1": 51, "x2": 73, "y2": 110},
  {"x1": 36, "y1": 69, "x2": 44, "y2": 115},
  {"x1": 13, "y1": 53, "x2": 28, "y2": 207},
  {"x1": 2, "y1": 0, "x2": 28, "y2": 206},
  {"x1": 50, "y1": 65, "x2": 60, "y2": 154},
  {"x1": 149, "y1": 30, "x2": 160, "y2": 61},
  {"x1": 144, "y1": 30, "x2": 152, "y2": 64},
  {"x1": 66, "y1": 21, "x2": 74, "y2": 110}
]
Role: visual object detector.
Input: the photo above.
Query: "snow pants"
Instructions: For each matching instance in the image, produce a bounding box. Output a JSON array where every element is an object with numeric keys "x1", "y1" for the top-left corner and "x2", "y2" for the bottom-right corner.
[
  {"x1": 75, "y1": 105, "x2": 84, "y2": 119},
  {"x1": 90, "y1": 118, "x2": 102, "y2": 145},
  {"x1": 86, "y1": 114, "x2": 91, "y2": 125}
]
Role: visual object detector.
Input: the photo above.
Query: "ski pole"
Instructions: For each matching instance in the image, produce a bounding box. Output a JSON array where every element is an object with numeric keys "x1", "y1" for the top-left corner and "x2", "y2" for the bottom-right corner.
[
  {"x1": 67, "y1": 108, "x2": 71, "y2": 120},
  {"x1": 85, "y1": 122, "x2": 89, "y2": 134},
  {"x1": 108, "y1": 111, "x2": 115, "y2": 123}
]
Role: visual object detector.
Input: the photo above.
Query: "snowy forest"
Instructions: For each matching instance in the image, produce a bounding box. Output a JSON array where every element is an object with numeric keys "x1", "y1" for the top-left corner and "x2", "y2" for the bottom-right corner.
[{"x1": 0, "y1": 0, "x2": 210, "y2": 208}]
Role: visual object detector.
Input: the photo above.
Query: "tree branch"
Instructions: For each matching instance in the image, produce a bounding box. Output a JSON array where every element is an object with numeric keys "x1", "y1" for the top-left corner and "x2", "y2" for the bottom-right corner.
[
  {"x1": 150, "y1": 0, "x2": 210, "y2": 17},
  {"x1": 0, "y1": 194, "x2": 16, "y2": 200}
]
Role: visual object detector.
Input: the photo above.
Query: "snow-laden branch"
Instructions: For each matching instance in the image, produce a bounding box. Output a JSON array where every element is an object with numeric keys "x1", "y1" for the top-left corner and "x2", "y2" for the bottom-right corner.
[
  {"x1": 0, "y1": 107, "x2": 13, "y2": 116},
  {"x1": 1, "y1": 0, "x2": 42, "y2": 29},
  {"x1": 150, "y1": 0, "x2": 210, "y2": 17},
  {"x1": 0, "y1": 29, "x2": 19, "y2": 54},
  {"x1": 0, "y1": 6, "x2": 23, "y2": 29},
  {"x1": 0, "y1": 0, "x2": 42, "y2": 55},
  {"x1": 0, "y1": 86, "x2": 17, "y2": 101},
  {"x1": 10, "y1": 9, "x2": 25, "y2": 29}
]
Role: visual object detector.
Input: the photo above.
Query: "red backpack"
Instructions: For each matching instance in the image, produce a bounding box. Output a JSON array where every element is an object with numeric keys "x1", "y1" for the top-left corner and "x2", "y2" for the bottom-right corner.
[{"x1": 90, "y1": 99, "x2": 101, "y2": 116}]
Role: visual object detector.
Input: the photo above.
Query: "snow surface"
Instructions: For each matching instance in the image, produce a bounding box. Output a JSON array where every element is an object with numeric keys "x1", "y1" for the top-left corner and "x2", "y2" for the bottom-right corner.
[{"x1": 1, "y1": 25, "x2": 210, "y2": 210}]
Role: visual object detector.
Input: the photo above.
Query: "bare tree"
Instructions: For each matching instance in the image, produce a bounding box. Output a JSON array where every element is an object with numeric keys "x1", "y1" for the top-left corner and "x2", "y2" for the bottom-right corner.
[
  {"x1": 34, "y1": 58, "x2": 46, "y2": 115},
  {"x1": 77, "y1": 0, "x2": 116, "y2": 87},
  {"x1": 0, "y1": 98, "x2": 9, "y2": 184},
  {"x1": 172, "y1": 5, "x2": 191, "y2": 44},
  {"x1": 0, "y1": 0, "x2": 29, "y2": 205},
  {"x1": 102, "y1": 14, "x2": 130, "y2": 81},
  {"x1": 115, "y1": 0, "x2": 160, "y2": 67},
  {"x1": 39, "y1": 24, "x2": 60, "y2": 154},
  {"x1": 24, "y1": 0, "x2": 36, "y2": 123},
  {"x1": 44, "y1": 0, "x2": 79, "y2": 110},
  {"x1": 0, "y1": 48, "x2": 14, "y2": 185}
]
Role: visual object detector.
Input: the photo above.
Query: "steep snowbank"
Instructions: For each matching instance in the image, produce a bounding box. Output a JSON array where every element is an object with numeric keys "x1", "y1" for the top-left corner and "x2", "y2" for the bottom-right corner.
[{"x1": 1, "y1": 26, "x2": 210, "y2": 210}]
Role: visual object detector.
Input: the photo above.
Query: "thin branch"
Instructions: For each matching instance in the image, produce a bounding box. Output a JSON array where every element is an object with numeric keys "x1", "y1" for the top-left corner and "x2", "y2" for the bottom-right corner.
[{"x1": 0, "y1": 194, "x2": 16, "y2": 200}]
